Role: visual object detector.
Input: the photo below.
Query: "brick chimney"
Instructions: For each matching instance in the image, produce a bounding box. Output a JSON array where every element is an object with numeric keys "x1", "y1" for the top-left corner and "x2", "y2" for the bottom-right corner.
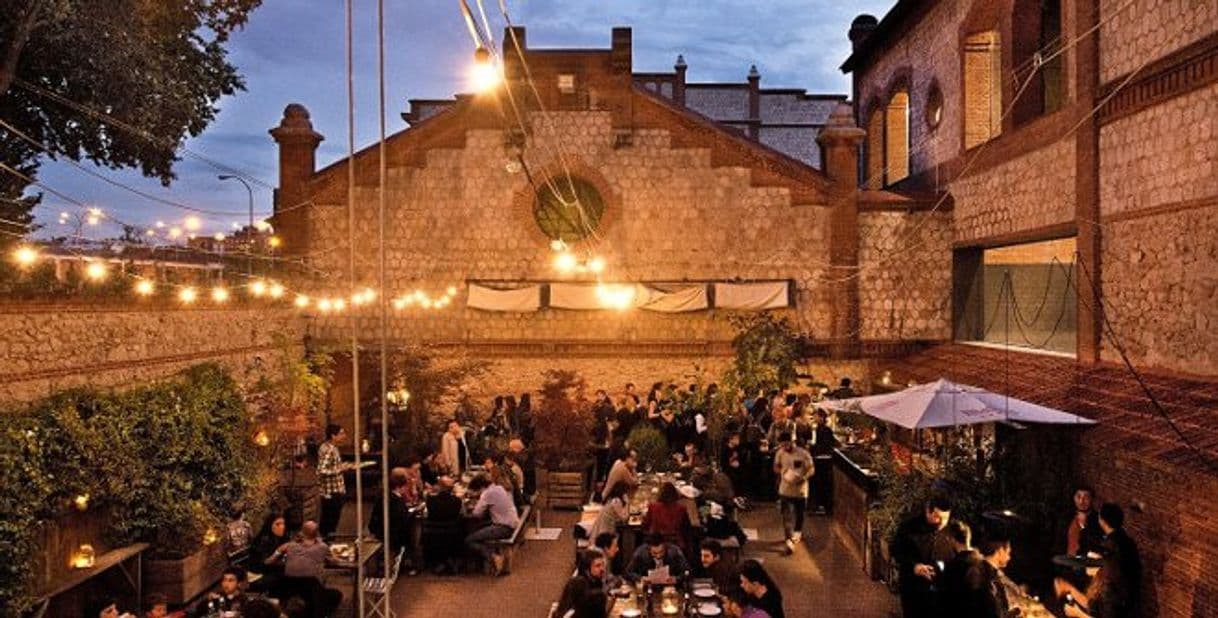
[
  {"x1": 610, "y1": 27, "x2": 632, "y2": 73},
  {"x1": 817, "y1": 103, "x2": 867, "y2": 358},
  {"x1": 269, "y1": 103, "x2": 323, "y2": 254},
  {"x1": 673, "y1": 54, "x2": 687, "y2": 107},
  {"x1": 747, "y1": 65, "x2": 761, "y2": 140}
]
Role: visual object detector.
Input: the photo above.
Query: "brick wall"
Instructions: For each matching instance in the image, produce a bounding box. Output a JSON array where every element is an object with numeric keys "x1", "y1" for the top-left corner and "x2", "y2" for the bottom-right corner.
[
  {"x1": 301, "y1": 111, "x2": 842, "y2": 346},
  {"x1": 858, "y1": 211, "x2": 954, "y2": 340},
  {"x1": 0, "y1": 305, "x2": 305, "y2": 404},
  {"x1": 1099, "y1": 0, "x2": 1218, "y2": 82},
  {"x1": 950, "y1": 138, "x2": 1077, "y2": 243}
]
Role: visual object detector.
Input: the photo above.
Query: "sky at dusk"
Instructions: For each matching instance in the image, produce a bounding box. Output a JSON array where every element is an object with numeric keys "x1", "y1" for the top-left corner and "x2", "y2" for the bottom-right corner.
[{"x1": 29, "y1": 0, "x2": 895, "y2": 239}]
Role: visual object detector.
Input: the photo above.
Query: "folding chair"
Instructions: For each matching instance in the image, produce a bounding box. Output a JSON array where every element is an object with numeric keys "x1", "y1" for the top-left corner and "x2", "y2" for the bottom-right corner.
[{"x1": 364, "y1": 547, "x2": 405, "y2": 618}]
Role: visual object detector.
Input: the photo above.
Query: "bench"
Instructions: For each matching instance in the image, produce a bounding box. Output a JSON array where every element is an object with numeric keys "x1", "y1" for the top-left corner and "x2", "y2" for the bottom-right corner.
[{"x1": 489, "y1": 505, "x2": 532, "y2": 574}]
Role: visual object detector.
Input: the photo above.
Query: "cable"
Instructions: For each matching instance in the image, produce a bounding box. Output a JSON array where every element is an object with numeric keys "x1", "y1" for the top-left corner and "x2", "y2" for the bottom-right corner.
[{"x1": 0, "y1": 117, "x2": 259, "y2": 217}]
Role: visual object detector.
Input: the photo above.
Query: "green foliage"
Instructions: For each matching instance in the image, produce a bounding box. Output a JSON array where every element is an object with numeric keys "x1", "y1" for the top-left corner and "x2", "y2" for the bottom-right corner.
[
  {"x1": 246, "y1": 336, "x2": 333, "y2": 441},
  {"x1": 0, "y1": 364, "x2": 268, "y2": 614},
  {"x1": 626, "y1": 425, "x2": 671, "y2": 473},
  {"x1": 721, "y1": 313, "x2": 805, "y2": 400},
  {"x1": 0, "y1": 0, "x2": 261, "y2": 193},
  {"x1": 532, "y1": 370, "x2": 592, "y2": 471}
]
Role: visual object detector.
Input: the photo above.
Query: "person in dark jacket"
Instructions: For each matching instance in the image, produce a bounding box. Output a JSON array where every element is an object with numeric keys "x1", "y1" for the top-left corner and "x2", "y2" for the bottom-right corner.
[
  {"x1": 937, "y1": 520, "x2": 981, "y2": 618},
  {"x1": 891, "y1": 496, "x2": 955, "y2": 618},
  {"x1": 965, "y1": 531, "x2": 1017, "y2": 618},
  {"x1": 737, "y1": 559, "x2": 784, "y2": 618},
  {"x1": 248, "y1": 513, "x2": 289, "y2": 592},
  {"x1": 696, "y1": 540, "x2": 737, "y2": 592},
  {"x1": 1066, "y1": 486, "x2": 1103, "y2": 556},
  {"x1": 625, "y1": 534, "x2": 690, "y2": 584},
  {"x1": 556, "y1": 549, "x2": 609, "y2": 618},
  {"x1": 368, "y1": 467, "x2": 415, "y2": 570}
]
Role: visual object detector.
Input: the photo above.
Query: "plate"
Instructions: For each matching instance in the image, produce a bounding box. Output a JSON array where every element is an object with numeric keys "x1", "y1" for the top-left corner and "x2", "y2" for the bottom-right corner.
[
  {"x1": 698, "y1": 604, "x2": 722, "y2": 616},
  {"x1": 693, "y1": 588, "x2": 716, "y2": 598},
  {"x1": 620, "y1": 610, "x2": 642, "y2": 618}
]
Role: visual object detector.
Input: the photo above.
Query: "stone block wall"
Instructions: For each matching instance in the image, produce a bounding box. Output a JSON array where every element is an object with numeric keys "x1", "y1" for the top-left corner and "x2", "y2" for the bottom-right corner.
[
  {"x1": 302, "y1": 111, "x2": 841, "y2": 347},
  {"x1": 1099, "y1": 83, "x2": 1218, "y2": 218},
  {"x1": 1099, "y1": 0, "x2": 1218, "y2": 82},
  {"x1": 858, "y1": 211, "x2": 954, "y2": 340},
  {"x1": 950, "y1": 139, "x2": 1077, "y2": 243},
  {"x1": 0, "y1": 305, "x2": 305, "y2": 404}
]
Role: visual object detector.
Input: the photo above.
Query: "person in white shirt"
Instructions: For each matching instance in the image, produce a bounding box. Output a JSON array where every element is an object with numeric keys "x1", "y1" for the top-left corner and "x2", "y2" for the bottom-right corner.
[
  {"x1": 440, "y1": 419, "x2": 469, "y2": 474},
  {"x1": 465, "y1": 474, "x2": 520, "y2": 575},
  {"x1": 772, "y1": 437, "x2": 813, "y2": 555}
]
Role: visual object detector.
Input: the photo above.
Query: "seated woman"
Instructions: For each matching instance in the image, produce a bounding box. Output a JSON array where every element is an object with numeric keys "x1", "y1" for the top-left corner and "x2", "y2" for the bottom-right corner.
[
  {"x1": 642, "y1": 482, "x2": 692, "y2": 556},
  {"x1": 588, "y1": 481, "x2": 632, "y2": 541},
  {"x1": 248, "y1": 513, "x2": 289, "y2": 592},
  {"x1": 556, "y1": 549, "x2": 610, "y2": 618}
]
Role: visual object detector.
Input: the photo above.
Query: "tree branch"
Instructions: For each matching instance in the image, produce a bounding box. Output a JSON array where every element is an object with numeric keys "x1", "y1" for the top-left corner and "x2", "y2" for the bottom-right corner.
[{"x1": 0, "y1": 0, "x2": 47, "y2": 97}]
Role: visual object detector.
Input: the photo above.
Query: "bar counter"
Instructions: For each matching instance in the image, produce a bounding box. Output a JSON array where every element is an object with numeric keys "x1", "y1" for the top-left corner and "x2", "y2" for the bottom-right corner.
[{"x1": 831, "y1": 444, "x2": 883, "y2": 579}]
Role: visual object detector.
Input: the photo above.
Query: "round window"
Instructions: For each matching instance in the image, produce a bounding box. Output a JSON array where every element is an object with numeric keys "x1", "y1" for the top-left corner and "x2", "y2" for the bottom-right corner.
[
  {"x1": 533, "y1": 176, "x2": 605, "y2": 242},
  {"x1": 925, "y1": 83, "x2": 944, "y2": 131}
]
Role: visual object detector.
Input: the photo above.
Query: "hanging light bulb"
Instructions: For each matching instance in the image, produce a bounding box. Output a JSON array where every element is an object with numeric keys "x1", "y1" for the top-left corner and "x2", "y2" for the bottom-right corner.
[
  {"x1": 249, "y1": 280, "x2": 268, "y2": 297},
  {"x1": 554, "y1": 252, "x2": 578, "y2": 273},
  {"x1": 333, "y1": 298, "x2": 346, "y2": 311},
  {"x1": 446, "y1": 285, "x2": 458, "y2": 297},
  {"x1": 294, "y1": 294, "x2": 310, "y2": 308},
  {"x1": 469, "y1": 46, "x2": 501, "y2": 92},
  {"x1": 134, "y1": 279, "x2": 155, "y2": 296},
  {"x1": 588, "y1": 256, "x2": 606, "y2": 274},
  {"x1": 12, "y1": 245, "x2": 39, "y2": 267},
  {"x1": 549, "y1": 238, "x2": 567, "y2": 252},
  {"x1": 267, "y1": 236, "x2": 282, "y2": 248},
  {"x1": 84, "y1": 261, "x2": 107, "y2": 281},
  {"x1": 211, "y1": 286, "x2": 230, "y2": 303},
  {"x1": 178, "y1": 287, "x2": 198, "y2": 304},
  {"x1": 317, "y1": 298, "x2": 333, "y2": 312},
  {"x1": 392, "y1": 297, "x2": 407, "y2": 310},
  {"x1": 268, "y1": 282, "x2": 285, "y2": 299}
]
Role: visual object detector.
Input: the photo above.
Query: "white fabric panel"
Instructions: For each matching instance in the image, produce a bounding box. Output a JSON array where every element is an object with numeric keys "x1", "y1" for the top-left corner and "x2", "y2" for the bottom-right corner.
[
  {"x1": 466, "y1": 283, "x2": 542, "y2": 312},
  {"x1": 549, "y1": 283, "x2": 608, "y2": 310},
  {"x1": 638, "y1": 285, "x2": 708, "y2": 313},
  {"x1": 713, "y1": 281, "x2": 790, "y2": 310}
]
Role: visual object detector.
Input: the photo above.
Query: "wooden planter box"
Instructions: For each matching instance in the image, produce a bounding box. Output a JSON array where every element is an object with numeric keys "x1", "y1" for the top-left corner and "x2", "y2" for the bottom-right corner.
[
  {"x1": 144, "y1": 543, "x2": 227, "y2": 605},
  {"x1": 546, "y1": 470, "x2": 587, "y2": 510}
]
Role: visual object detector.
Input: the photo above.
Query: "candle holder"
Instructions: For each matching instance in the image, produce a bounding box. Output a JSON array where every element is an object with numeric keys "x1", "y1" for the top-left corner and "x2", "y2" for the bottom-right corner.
[{"x1": 72, "y1": 544, "x2": 96, "y2": 569}]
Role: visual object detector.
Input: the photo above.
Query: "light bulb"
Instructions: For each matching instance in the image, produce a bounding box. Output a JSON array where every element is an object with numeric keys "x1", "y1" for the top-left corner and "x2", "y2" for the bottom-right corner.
[
  {"x1": 134, "y1": 279, "x2": 155, "y2": 296},
  {"x1": 588, "y1": 256, "x2": 606, "y2": 274},
  {"x1": 249, "y1": 280, "x2": 267, "y2": 297},
  {"x1": 12, "y1": 245, "x2": 38, "y2": 267},
  {"x1": 268, "y1": 282, "x2": 285, "y2": 299},
  {"x1": 554, "y1": 252, "x2": 578, "y2": 273},
  {"x1": 183, "y1": 216, "x2": 201, "y2": 231},
  {"x1": 85, "y1": 262, "x2": 107, "y2": 281},
  {"x1": 333, "y1": 298, "x2": 346, "y2": 311},
  {"x1": 294, "y1": 294, "x2": 310, "y2": 308},
  {"x1": 168, "y1": 227, "x2": 183, "y2": 239},
  {"x1": 268, "y1": 236, "x2": 282, "y2": 248},
  {"x1": 469, "y1": 47, "x2": 501, "y2": 93},
  {"x1": 446, "y1": 285, "x2": 458, "y2": 297},
  {"x1": 179, "y1": 287, "x2": 198, "y2": 303},
  {"x1": 211, "y1": 287, "x2": 230, "y2": 303},
  {"x1": 317, "y1": 298, "x2": 332, "y2": 312}
]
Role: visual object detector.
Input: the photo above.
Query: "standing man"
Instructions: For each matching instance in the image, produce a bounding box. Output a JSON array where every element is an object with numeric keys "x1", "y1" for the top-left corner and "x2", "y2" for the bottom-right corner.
[
  {"x1": 809, "y1": 410, "x2": 838, "y2": 515},
  {"x1": 602, "y1": 448, "x2": 640, "y2": 501},
  {"x1": 772, "y1": 436, "x2": 813, "y2": 555},
  {"x1": 317, "y1": 424, "x2": 352, "y2": 540},
  {"x1": 891, "y1": 496, "x2": 955, "y2": 618},
  {"x1": 1066, "y1": 485, "x2": 1102, "y2": 556},
  {"x1": 440, "y1": 418, "x2": 469, "y2": 475}
]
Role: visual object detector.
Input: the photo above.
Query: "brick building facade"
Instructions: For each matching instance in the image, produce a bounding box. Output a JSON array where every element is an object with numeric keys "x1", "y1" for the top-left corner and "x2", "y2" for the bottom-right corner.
[
  {"x1": 270, "y1": 27, "x2": 948, "y2": 405},
  {"x1": 844, "y1": 0, "x2": 1218, "y2": 615}
]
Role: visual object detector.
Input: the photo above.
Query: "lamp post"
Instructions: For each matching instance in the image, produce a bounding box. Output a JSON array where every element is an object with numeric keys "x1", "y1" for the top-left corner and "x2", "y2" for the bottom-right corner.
[{"x1": 218, "y1": 174, "x2": 255, "y2": 273}]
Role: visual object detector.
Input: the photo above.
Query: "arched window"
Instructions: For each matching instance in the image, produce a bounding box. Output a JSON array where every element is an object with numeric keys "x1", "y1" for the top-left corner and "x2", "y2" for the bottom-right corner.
[
  {"x1": 884, "y1": 90, "x2": 910, "y2": 184},
  {"x1": 963, "y1": 31, "x2": 1002, "y2": 149},
  {"x1": 865, "y1": 108, "x2": 884, "y2": 190}
]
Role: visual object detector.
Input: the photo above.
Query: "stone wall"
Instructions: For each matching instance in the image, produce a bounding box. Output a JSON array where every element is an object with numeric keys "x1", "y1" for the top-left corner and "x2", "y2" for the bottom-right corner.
[
  {"x1": 858, "y1": 211, "x2": 954, "y2": 340},
  {"x1": 950, "y1": 138, "x2": 1077, "y2": 243},
  {"x1": 1099, "y1": 0, "x2": 1218, "y2": 82},
  {"x1": 302, "y1": 111, "x2": 839, "y2": 347},
  {"x1": 0, "y1": 305, "x2": 305, "y2": 404},
  {"x1": 1099, "y1": 83, "x2": 1218, "y2": 218}
]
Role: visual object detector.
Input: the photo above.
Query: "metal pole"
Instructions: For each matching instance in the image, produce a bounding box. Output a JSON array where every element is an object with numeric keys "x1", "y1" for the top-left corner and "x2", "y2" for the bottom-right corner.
[
  {"x1": 344, "y1": 0, "x2": 364, "y2": 615},
  {"x1": 218, "y1": 174, "x2": 255, "y2": 274},
  {"x1": 377, "y1": 0, "x2": 392, "y2": 614}
]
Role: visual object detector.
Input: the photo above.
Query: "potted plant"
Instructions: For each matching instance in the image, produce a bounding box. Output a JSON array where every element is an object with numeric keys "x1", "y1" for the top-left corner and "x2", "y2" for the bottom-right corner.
[{"x1": 531, "y1": 370, "x2": 592, "y2": 508}]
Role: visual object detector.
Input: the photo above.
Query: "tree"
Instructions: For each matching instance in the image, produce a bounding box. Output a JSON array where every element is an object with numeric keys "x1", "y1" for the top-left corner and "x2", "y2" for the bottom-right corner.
[
  {"x1": 721, "y1": 313, "x2": 805, "y2": 399},
  {"x1": 0, "y1": 0, "x2": 262, "y2": 244}
]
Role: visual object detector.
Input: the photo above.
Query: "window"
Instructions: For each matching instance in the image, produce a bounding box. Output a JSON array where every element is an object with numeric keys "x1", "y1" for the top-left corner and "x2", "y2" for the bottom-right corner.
[
  {"x1": 884, "y1": 90, "x2": 910, "y2": 184},
  {"x1": 533, "y1": 176, "x2": 605, "y2": 242},
  {"x1": 1012, "y1": 0, "x2": 1064, "y2": 125},
  {"x1": 925, "y1": 82, "x2": 944, "y2": 131},
  {"x1": 963, "y1": 31, "x2": 1002, "y2": 149},
  {"x1": 953, "y1": 237, "x2": 1077, "y2": 355},
  {"x1": 865, "y1": 108, "x2": 884, "y2": 190}
]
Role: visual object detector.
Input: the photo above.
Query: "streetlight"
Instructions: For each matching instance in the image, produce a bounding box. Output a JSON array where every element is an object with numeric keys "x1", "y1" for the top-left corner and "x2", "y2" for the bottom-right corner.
[{"x1": 218, "y1": 174, "x2": 254, "y2": 273}]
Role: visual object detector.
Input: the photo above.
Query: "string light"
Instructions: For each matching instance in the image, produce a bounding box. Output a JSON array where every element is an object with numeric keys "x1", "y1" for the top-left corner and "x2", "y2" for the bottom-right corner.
[
  {"x1": 84, "y1": 261, "x2": 107, "y2": 281},
  {"x1": 596, "y1": 283, "x2": 635, "y2": 310},
  {"x1": 267, "y1": 236, "x2": 282, "y2": 248},
  {"x1": 588, "y1": 256, "x2": 606, "y2": 274},
  {"x1": 268, "y1": 282, "x2": 285, "y2": 299},
  {"x1": 253, "y1": 220, "x2": 272, "y2": 232},
  {"x1": 446, "y1": 285, "x2": 458, "y2": 296},
  {"x1": 211, "y1": 286, "x2": 230, "y2": 303},
  {"x1": 294, "y1": 294, "x2": 310, "y2": 308},
  {"x1": 12, "y1": 245, "x2": 39, "y2": 267},
  {"x1": 554, "y1": 251, "x2": 578, "y2": 273},
  {"x1": 183, "y1": 216, "x2": 201, "y2": 231},
  {"x1": 317, "y1": 298, "x2": 333, "y2": 312},
  {"x1": 249, "y1": 280, "x2": 268, "y2": 297},
  {"x1": 178, "y1": 287, "x2": 198, "y2": 304},
  {"x1": 332, "y1": 298, "x2": 346, "y2": 311},
  {"x1": 549, "y1": 238, "x2": 567, "y2": 252},
  {"x1": 134, "y1": 279, "x2": 155, "y2": 296}
]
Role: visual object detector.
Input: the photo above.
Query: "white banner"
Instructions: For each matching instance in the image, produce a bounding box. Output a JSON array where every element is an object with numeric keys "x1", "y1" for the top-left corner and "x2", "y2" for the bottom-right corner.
[
  {"x1": 713, "y1": 281, "x2": 790, "y2": 310},
  {"x1": 638, "y1": 285, "x2": 709, "y2": 313},
  {"x1": 466, "y1": 283, "x2": 542, "y2": 312}
]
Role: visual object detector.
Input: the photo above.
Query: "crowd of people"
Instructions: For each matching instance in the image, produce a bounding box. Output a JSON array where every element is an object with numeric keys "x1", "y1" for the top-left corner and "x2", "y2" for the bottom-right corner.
[{"x1": 891, "y1": 486, "x2": 1143, "y2": 618}]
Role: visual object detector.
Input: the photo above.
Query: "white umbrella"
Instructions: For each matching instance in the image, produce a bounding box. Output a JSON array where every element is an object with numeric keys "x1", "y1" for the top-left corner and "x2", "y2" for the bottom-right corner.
[{"x1": 820, "y1": 378, "x2": 1096, "y2": 430}]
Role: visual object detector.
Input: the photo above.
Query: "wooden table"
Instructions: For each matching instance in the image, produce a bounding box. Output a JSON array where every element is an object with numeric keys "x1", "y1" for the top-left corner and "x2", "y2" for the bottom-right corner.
[
  {"x1": 31, "y1": 542, "x2": 150, "y2": 616},
  {"x1": 326, "y1": 538, "x2": 382, "y2": 600}
]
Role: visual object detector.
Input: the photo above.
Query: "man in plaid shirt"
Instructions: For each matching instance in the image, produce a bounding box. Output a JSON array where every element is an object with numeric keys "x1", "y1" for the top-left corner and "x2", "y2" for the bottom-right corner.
[{"x1": 318, "y1": 424, "x2": 351, "y2": 539}]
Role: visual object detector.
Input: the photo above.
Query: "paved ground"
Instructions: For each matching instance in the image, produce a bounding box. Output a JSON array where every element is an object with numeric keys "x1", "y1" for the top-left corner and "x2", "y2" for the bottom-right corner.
[{"x1": 327, "y1": 501, "x2": 899, "y2": 617}]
